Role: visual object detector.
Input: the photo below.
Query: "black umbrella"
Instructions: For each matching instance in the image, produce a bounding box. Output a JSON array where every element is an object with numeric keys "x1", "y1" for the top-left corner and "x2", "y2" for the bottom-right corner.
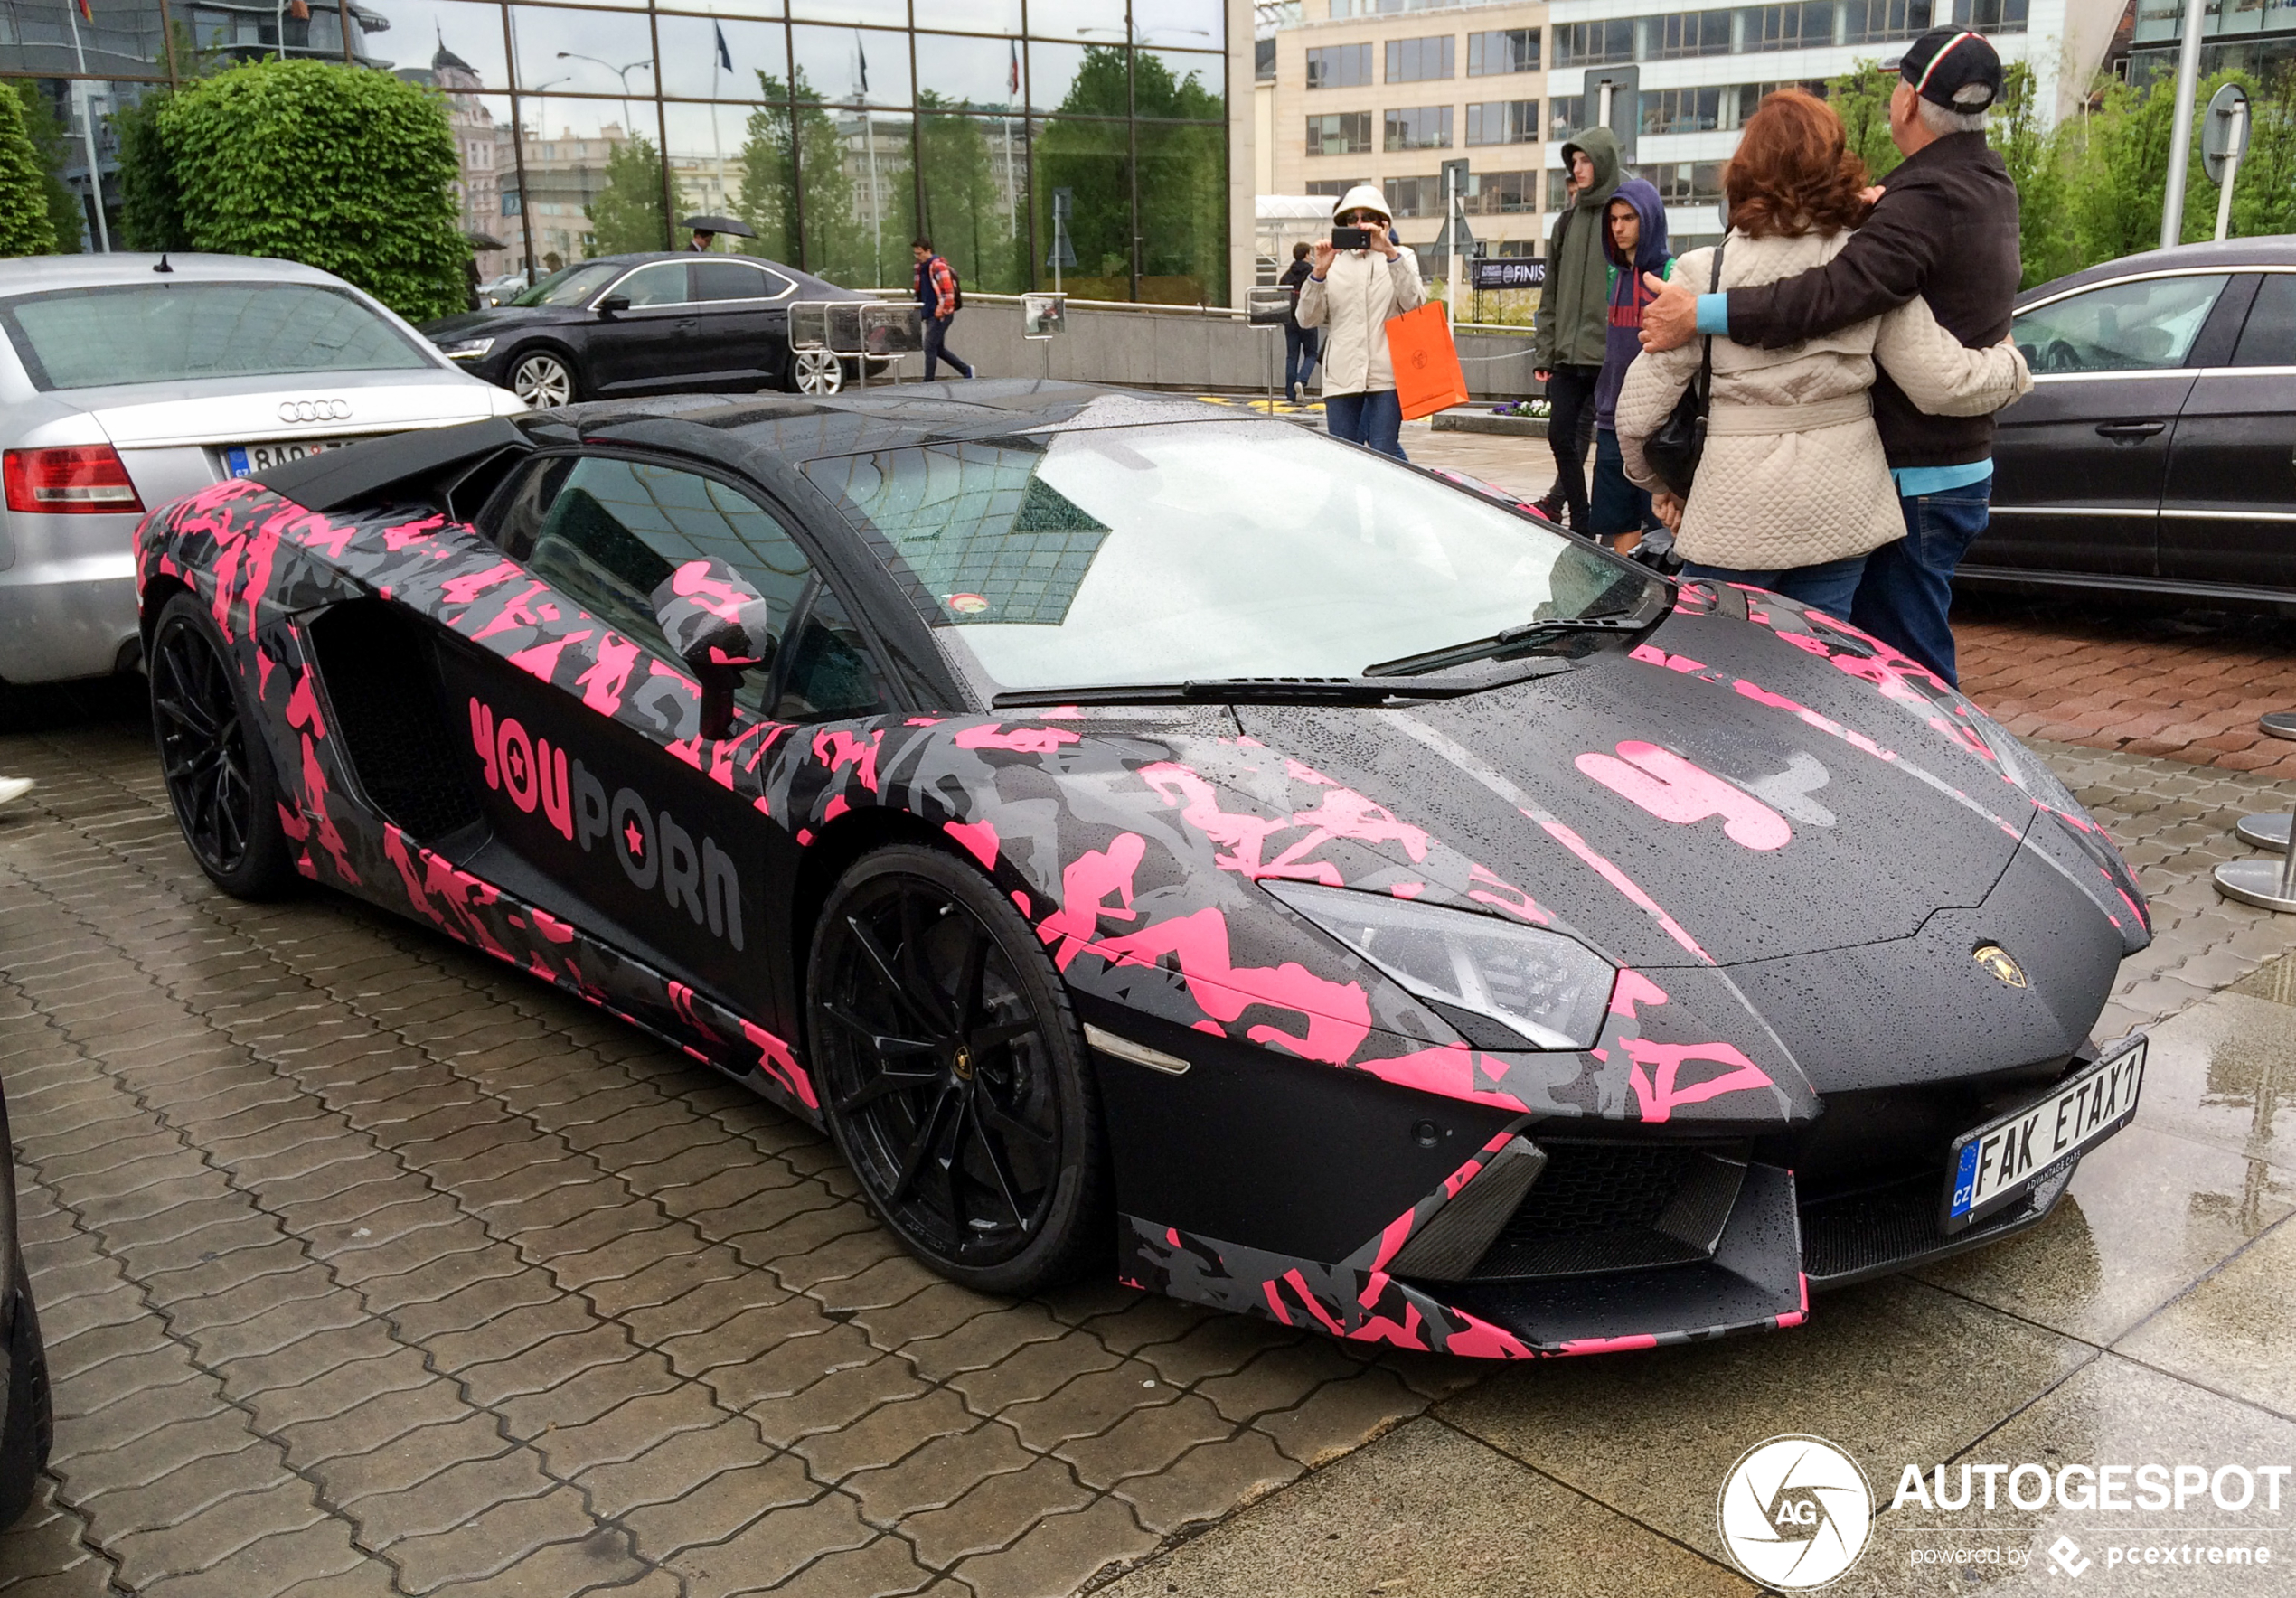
[
  {"x1": 681, "y1": 214, "x2": 757, "y2": 239},
  {"x1": 465, "y1": 230, "x2": 506, "y2": 251}
]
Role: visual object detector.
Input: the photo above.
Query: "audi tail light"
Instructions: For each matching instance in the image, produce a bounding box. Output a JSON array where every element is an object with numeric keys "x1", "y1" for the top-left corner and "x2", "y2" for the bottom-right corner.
[{"x1": 3, "y1": 446, "x2": 144, "y2": 515}]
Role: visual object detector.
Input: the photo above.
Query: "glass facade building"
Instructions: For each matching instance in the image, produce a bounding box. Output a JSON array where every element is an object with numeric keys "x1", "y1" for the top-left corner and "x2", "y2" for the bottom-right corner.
[{"x1": 2, "y1": 0, "x2": 1230, "y2": 303}]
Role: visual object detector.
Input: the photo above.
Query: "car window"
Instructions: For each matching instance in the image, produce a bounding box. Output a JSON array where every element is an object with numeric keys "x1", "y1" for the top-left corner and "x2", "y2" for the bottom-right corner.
[
  {"x1": 2232, "y1": 273, "x2": 2296, "y2": 367},
  {"x1": 0, "y1": 283, "x2": 436, "y2": 390},
  {"x1": 512, "y1": 262, "x2": 620, "y2": 307},
  {"x1": 490, "y1": 455, "x2": 822, "y2": 715},
  {"x1": 693, "y1": 260, "x2": 775, "y2": 302},
  {"x1": 776, "y1": 584, "x2": 888, "y2": 722},
  {"x1": 610, "y1": 262, "x2": 692, "y2": 308},
  {"x1": 2014, "y1": 274, "x2": 2229, "y2": 375}
]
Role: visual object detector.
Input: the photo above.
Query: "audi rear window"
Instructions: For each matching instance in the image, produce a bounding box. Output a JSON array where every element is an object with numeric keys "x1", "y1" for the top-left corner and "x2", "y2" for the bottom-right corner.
[{"x1": 0, "y1": 281, "x2": 438, "y2": 391}]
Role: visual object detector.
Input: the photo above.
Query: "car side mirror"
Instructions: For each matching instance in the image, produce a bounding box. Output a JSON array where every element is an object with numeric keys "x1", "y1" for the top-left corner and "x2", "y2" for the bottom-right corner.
[
  {"x1": 650, "y1": 558, "x2": 776, "y2": 739},
  {"x1": 597, "y1": 294, "x2": 630, "y2": 317}
]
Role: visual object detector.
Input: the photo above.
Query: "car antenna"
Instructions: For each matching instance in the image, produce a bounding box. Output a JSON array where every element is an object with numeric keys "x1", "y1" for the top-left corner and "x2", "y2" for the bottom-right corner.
[{"x1": 153, "y1": 253, "x2": 173, "y2": 274}]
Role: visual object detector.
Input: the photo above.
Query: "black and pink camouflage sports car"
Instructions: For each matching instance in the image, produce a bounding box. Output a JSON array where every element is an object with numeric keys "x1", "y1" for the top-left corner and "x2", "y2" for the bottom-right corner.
[{"x1": 135, "y1": 382, "x2": 2151, "y2": 1360}]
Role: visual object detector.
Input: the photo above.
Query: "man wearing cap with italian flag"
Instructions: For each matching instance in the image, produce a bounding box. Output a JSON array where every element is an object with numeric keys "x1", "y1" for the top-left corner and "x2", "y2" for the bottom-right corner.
[{"x1": 1639, "y1": 29, "x2": 2018, "y2": 687}]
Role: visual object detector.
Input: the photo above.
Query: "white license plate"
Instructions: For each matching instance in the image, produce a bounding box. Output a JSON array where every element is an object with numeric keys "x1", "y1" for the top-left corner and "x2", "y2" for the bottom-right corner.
[
  {"x1": 225, "y1": 437, "x2": 356, "y2": 478},
  {"x1": 1944, "y1": 1034, "x2": 2147, "y2": 1232}
]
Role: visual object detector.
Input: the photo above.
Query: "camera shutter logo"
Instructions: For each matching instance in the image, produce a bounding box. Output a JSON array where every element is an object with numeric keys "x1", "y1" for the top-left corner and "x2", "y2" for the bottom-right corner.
[{"x1": 1717, "y1": 1434, "x2": 1874, "y2": 1588}]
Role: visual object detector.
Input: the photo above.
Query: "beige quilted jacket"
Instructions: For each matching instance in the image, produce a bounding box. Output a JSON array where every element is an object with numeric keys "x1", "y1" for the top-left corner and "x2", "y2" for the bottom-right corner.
[{"x1": 1615, "y1": 228, "x2": 2032, "y2": 572}]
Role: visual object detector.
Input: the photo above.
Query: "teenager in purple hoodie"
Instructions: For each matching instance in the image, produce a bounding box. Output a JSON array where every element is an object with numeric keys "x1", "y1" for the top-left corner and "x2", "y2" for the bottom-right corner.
[{"x1": 1590, "y1": 178, "x2": 1672, "y2": 552}]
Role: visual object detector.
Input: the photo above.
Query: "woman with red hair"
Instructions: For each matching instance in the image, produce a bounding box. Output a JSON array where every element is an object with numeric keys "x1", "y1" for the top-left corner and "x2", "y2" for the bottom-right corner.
[{"x1": 1615, "y1": 89, "x2": 2029, "y2": 615}]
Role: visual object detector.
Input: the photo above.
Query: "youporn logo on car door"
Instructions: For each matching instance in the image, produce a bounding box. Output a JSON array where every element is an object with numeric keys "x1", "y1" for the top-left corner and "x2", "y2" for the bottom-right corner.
[{"x1": 468, "y1": 695, "x2": 747, "y2": 951}]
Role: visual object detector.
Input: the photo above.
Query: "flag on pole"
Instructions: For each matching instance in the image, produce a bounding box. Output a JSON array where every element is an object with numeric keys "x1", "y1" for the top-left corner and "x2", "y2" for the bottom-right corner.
[
  {"x1": 714, "y1": 21, "x2": 731, "y2": 70},
  {"x1": 1008, "y1": 38, "x2": 1020, "y2": 97},
  {"x1": 73, "y1": 0, "x2": 91, "y2": 23},
  {"x1": 855, "y1": 29, "x2": 868, "y2": 93}
]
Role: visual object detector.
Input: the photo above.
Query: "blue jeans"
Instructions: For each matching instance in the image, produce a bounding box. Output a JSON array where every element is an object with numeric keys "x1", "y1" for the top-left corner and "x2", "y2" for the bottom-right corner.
[
  {"x1": 1326, "y1": 390, "x2": 1407, "y2": 460},
  {"x1": 923, "y1": 314, "x2": 973, "y2": 381},
  {"x1": 1590, "y1": 428, "x2": 1658, "y2": 537},
  {"x1": 1284, "y1": 324, "x2": 1320, "y2": 396},
  {"x1": 1851, "y1": 475, "x2": 1991, "y2": 687},
  {"x1": 1680, "y1": 554, "x2": 1868, "y2": 617}
]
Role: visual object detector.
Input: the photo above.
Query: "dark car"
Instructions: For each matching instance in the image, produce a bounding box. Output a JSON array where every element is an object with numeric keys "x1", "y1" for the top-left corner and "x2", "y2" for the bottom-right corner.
[
  {"x1": 1968, "y1": 237, "x2": 2296, "y2": 605},
  {"x1": 135, "y1": 382, "x2": 2151, "y2": 1359},
  {"x1": 0, "y1": 1081, "x2": 51, "y2": 1526},
  {"x1": 421, "y1": 253, "x2": 872, "y2": 408}
]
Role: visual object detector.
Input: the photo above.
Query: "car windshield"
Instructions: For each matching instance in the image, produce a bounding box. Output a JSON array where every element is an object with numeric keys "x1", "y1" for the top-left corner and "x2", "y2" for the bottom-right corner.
[
  {"x1": 805, "y1": 421, "x2": 1653, "y2": 691},
  {"x1": 0, "y1": 282, "x2": 436, "y2": 391},
  {"x1": 513, "y1": 263, "x2": 623, "y2": 308}
]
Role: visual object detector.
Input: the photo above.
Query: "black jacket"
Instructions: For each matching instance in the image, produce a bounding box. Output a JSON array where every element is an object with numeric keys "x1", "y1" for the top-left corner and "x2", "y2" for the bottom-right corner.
[
  {"x1": 1279, "y1": 257, "x2": 1313, "y2": 326},
  {"x1": 1722, "y1": 132, "x2": 2019, "y2": 469}
]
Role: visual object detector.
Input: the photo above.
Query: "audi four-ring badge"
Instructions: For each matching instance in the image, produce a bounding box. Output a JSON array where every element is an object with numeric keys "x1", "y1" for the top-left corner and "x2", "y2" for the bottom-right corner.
[
  {"x1": 0, "y1": 253, "x2": 525, "y2": 687},
  {"x1": 135, "y1": 384, "x2": 2152, "y2": 1357}
]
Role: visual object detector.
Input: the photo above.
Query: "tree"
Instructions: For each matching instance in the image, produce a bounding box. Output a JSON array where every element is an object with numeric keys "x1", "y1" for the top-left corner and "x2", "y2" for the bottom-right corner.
[
  {"x1": 1992, "y1": 61, "x2": 2075, "y2": 288},
  {"x1": 917, "y1": 92, "x2": 1023, "y2": 295},
  {"x1": 113, "y1": 88, "x2": 186, "y2": 252},
  {"x1": 0, "y1": 89, "x2": 60, "y2": 258},
  {"x1": 10, "y1": 85, "x2": 82, "y2": 254},
  {"x1": 586, "y1": 136, "x2": 666, "y2": 256},
  {"x1": 155, "y1": 60, "x2": 466, "y2": 322},
  {"x1": 1822, "y1": 59, "x2": 1902, "y2": 183}
]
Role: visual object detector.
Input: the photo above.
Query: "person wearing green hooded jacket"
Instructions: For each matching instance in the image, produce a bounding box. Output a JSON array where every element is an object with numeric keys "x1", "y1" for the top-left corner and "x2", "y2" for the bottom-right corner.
[{"x1": 1531, "y1": 126, "x2": 1621, "y2": 534}]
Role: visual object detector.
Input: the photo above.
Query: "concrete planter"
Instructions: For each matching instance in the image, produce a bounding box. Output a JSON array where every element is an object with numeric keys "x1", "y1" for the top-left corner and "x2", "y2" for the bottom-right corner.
[{"x1": 1431, "y1": 410, "x2": 1549, "y2": 437}]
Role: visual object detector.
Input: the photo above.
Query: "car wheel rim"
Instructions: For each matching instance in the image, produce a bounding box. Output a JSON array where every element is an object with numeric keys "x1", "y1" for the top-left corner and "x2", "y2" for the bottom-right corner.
[
  {"x1": 794, "y1": 350, "x2": 843, "y2": 394},
  {"x1": 151, "y1": 616, "x2": 253, "y2": 875},
  {"x1": 513, "y1": 354, "x2": 572, "y2": 408},
  {"x1": 814, "y1": 875, "x2": 1062, "y2": 1266}
]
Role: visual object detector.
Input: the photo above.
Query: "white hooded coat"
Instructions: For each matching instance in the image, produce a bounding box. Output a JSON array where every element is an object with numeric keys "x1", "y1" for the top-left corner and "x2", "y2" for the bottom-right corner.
[{"x1": 1294, "y1": 183, "x2": 1426, "y2": 396}]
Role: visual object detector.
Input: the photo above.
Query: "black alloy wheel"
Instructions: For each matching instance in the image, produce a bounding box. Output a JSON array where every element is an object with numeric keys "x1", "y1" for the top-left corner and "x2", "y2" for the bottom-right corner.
[
  {"x1": 808, "y1": 845, "x2": 1108, "y2": 1293},
  {"x1": 149, "y1": 592, "x2": 297, "y2": 898}
]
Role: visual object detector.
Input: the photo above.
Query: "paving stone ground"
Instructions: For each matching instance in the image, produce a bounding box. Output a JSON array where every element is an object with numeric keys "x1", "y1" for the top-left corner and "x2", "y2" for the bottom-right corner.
[{"x1": 3, "y1": 589, "x2": 2295, "y2": 1596}]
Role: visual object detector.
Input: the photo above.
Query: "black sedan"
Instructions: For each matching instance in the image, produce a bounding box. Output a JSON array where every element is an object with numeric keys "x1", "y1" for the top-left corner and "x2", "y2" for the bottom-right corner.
[
  {"x1": 134, "y1": 383, "x2": 2150, "y2": 1358},
  {"x1": 422, "y1": 253, "x2": 873, "y2": 408},
  {"x1": 1971, "y1": 238, "x2": 2296, "y2": 605}
]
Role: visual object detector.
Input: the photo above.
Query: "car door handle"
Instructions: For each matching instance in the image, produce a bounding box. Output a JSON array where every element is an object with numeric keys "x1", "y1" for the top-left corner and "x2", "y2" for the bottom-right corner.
[{"x1": 2095, "y1": 420, "x2": 2166, "y2": 440}]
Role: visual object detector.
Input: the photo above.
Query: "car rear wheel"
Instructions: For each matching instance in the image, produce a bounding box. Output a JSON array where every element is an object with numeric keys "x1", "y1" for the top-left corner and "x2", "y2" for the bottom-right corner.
[
  {"x1": 790, "y1": 349, "x2": 844, "y2": 395},
  {"x1": 509, "y1": 349, "x2": 579, "y2": 408},
  {"x1": 807, "y1": 845, "x2": 1108, "y2": 1294},
  {"x1": 150, "y1": 592, "x2": 297, "y2": 899}
]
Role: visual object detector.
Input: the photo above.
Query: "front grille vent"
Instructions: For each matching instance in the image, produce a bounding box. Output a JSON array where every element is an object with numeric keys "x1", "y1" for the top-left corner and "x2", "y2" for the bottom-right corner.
[{"x1": 1464, "y1": 1143, "x2": 1747, "y2": 1281}]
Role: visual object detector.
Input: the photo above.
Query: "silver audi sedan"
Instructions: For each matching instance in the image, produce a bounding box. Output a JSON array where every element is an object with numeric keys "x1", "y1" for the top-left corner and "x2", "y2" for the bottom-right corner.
[{"x1": 0, "y1": 253, "x2": 527, "y2": 686}]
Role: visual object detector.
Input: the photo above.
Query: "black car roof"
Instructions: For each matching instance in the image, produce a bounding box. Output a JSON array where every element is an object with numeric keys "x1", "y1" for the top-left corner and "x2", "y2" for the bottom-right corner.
[
  {"x1": 522, "y1": 381, "x2": 1252, "y2": 463},
  {"x1": 555, "y1": 251, "x2": 857, "y2": 297},
  {"x1": 2018, "y1": 234, "x2": 2296, "y2": 306}
]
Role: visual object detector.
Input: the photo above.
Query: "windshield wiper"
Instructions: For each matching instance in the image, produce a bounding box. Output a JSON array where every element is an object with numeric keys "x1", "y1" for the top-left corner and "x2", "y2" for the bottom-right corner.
[
  {"x1": 1361, "y1": 614, "x2": 1648, "y2": 678},
  {"x1": 991, "y1": 663, "x2": 1570, "y2": 710}
]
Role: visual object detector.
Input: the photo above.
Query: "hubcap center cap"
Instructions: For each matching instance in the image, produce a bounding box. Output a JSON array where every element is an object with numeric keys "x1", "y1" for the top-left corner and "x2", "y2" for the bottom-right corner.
[{"x1": 951, "y1": 1045, "x2": 974, "y2": 1082}]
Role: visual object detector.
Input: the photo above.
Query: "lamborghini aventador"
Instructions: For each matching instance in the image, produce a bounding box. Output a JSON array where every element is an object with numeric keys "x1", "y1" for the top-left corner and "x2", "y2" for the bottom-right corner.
[{"x1": 133, "y1": 381, "x2": 2150, "y2": 1358}]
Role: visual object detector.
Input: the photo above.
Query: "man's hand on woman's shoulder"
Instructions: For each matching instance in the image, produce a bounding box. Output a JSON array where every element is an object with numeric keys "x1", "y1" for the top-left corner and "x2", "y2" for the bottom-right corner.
[{"x1": 1640, "y1": 275, "x2": 1700, "y2": 352}]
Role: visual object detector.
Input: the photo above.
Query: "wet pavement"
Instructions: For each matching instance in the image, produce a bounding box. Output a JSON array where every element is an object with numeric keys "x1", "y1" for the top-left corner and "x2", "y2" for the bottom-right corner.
[{"x1": 3, "y1": 652, "x2": 2296, "y2": 1594}]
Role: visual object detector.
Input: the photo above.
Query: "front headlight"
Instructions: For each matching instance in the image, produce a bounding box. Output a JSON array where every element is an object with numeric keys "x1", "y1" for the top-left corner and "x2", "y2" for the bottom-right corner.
[
  {"x1": 1264, "y1": 880, "x2": 1616, "y2": 1050},
  {"x1": 439, "y1": 337, "x2": 495, "y2": 360}
]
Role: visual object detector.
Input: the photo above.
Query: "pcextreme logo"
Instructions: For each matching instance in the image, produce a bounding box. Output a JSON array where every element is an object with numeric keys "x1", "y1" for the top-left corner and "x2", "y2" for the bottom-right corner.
[{"x1": 1718, "y1": 1434, "x2": 1875, "y2": 1589}]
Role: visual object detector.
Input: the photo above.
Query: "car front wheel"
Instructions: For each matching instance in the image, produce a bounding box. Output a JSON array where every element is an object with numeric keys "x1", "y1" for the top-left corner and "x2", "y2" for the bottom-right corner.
[
  {"x1": 509, "y1": 349, "x2": 579, "y2": 408},
  {"x1": 807, "y1": 844, "x2": 1109, "y2": 1294},
  {"x1": 790, "y1": 349, "x2": 844, "y2": 395},
  {"x1": 149, "y1": 592, "x2": 298, "y2": 899}
]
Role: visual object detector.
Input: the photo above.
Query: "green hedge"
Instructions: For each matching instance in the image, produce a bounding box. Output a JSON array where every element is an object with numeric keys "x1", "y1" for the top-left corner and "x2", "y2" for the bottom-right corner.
[
  {"x1": 0, "y1": 88, "x2": 59, "y2": 258},
  {"x1": 154, "y1": 60, "x2": 466, "y2": 322}
]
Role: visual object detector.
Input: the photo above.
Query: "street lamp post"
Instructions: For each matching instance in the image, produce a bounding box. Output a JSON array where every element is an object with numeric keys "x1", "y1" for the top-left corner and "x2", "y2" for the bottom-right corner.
[
  {"x1": 2160, "y1": 0, "x2": 2208, "y2": 250},
  {"x1": 522, "y1": 75, "x2": 570, "y2": 279},
  {"x1": 557, "y1": 52, "x2": 654, "y2": 138}
]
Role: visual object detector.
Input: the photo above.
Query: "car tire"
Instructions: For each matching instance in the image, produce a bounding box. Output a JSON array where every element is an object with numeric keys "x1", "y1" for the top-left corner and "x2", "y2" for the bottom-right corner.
[
  {"x1": 149, "y1": 592, "x2": 299, "y2": 899},
  {"x1": 807, "y1": 844, "x2": 1110, "y2": 1295},
  {"x1": 0, "y1": 1271, "x2": 50, "y2": 1528},
  {"x1": 507, "y1": 347, "x2": 580, "y2": 408},
  {"x1": 789, "y1": 349, "x2": 844, "y2": 395}
]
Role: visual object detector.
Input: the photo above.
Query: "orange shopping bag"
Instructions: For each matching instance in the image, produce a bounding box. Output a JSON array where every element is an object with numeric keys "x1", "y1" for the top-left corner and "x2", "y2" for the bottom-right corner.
[{"x1": 1387, "y1": 301, "x2": 1470, "y2": 421}]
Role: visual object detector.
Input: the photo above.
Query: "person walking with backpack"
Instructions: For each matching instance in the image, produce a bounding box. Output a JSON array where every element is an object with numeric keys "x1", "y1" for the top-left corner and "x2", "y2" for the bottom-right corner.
[
  {"x1": 1278, "y1": 241, "x2": 1321, "y2": 404},
  {"x1": 1531, "y1": 127, "x2": 1622, "y2": 532},
  {"x1": 912, "y1": 238, "x2": 974, "y2": 381}
]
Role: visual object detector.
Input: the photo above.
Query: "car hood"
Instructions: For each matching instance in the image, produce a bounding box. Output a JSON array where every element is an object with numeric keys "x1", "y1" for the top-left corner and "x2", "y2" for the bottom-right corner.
[
  {"x1": 420, "y1": 306, "x2": 588, "y2": 342},
  {"x1": 1207, "y1": 596, "x2": 2075, "y2": 972}
]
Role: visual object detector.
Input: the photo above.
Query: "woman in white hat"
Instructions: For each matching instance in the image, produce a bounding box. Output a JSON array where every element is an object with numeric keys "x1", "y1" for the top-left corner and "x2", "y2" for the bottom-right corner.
[{"x1": 1295, "y1": 184, "x2": 1425, "y2": 460}]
